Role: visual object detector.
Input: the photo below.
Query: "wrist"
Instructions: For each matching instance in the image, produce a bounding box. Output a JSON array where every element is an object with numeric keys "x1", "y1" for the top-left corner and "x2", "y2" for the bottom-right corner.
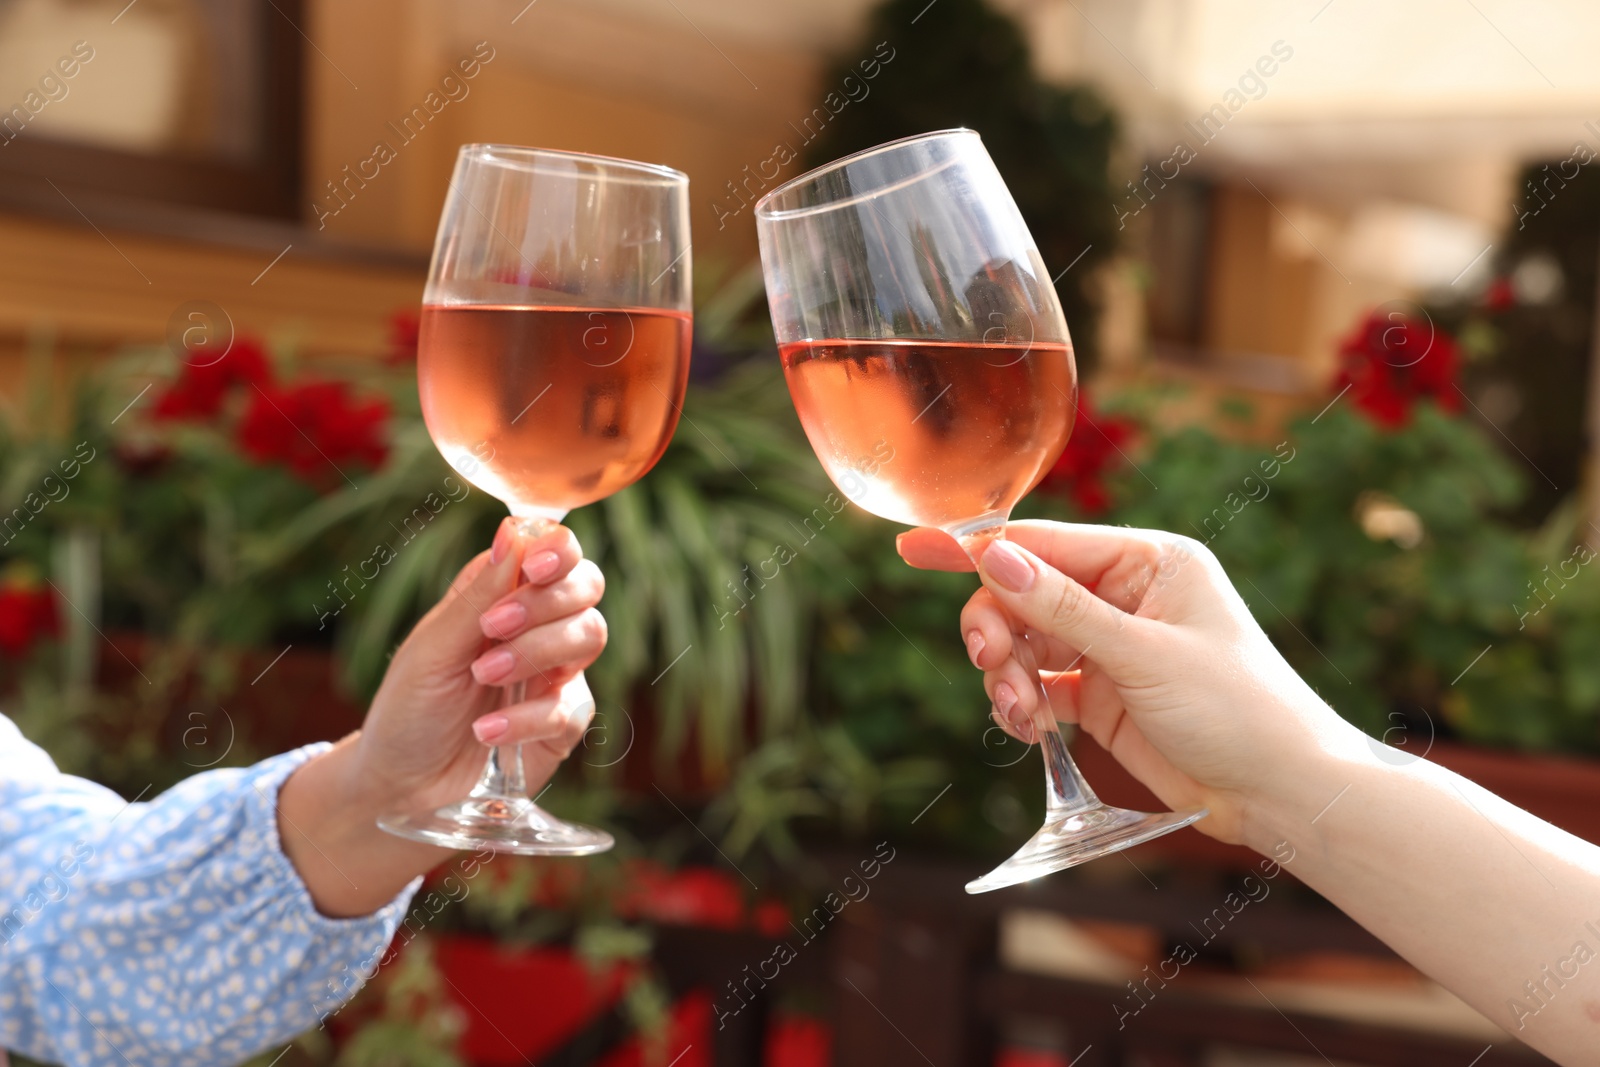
[
  {"x1": 1233, "y1": 699, "x2": 1377, "y2": 859},
  {"x1": 278, "y1": 735, "x2": 451, "y2": 917}
]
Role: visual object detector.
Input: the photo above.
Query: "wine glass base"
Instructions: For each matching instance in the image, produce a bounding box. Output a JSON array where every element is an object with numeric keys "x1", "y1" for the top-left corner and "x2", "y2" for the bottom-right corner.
[
  {"x1": 964, "y1": 804, "x2": 1206, "y2": 894},
  {"x1": 378, "y1": 795, "x2": 615, "y2": 856}
]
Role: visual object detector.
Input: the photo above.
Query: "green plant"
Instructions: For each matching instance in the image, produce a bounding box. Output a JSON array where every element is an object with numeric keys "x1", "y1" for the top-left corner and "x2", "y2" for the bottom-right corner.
[
  {"x1": 13, "y1": 262, "x2": 1600, "y2": 1066},
  {"x1": 806, "y1": 0, "x2": 1120, "y2": 374},
  {"x1": 1426, "y1": 159, "x2": 1600, "y2": 522},
  {"x1": 0, "y1": 269, "x2": 1010, "y2": 858},
  {"x1": 325, "y1": 939, "x2": 467, "y2": 1067},
  {"x1": 1103, "y1": 360, "x2": 1600, "y2": 753},
  {"x1": 1114, "y1": 394, "x2": 1525, "y2": 734}
]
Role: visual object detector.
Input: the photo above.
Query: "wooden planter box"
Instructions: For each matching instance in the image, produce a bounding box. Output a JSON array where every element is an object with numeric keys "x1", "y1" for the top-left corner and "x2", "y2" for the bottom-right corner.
[
  {"x1": 92, "y1": 628, "x2": 1600, "y2": 873},
  {"x1": 92, "y1": 630, "x2": 751, "y2": 799},
  {"x1": 94, "y1": 631, "x2": 367, "y2": 757}
]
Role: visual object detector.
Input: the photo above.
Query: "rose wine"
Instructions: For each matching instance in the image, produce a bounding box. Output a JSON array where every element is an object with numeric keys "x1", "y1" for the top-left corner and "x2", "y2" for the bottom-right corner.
[
  {"x1": 419, "y1": 305, "x2": 691, "y2": 514},
  {"x1": 779, "y1": 338, "x2": 1076, "y2": 528}
]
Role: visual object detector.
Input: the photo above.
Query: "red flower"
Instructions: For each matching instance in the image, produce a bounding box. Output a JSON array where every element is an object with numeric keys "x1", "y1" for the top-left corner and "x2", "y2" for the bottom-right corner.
[
  {"x1": 614, "y1": 861, "x2": 745, "y2": 929},
  {"x1": 1482, "y1": 276, "x2": 1516, "y2": 312},
  {"x1": 522, "y1": 857, "x2": 587, "y2": 909},
  {"x1": 1333, "y1": 310, "x2": 1462, "y2": 428},
  {"x1": 768, "y1": 1015, "x2": 830, "y2": 1067},
  {"x1": 0, "y1": 581, "x2": 59, "y2": 659},
  {"x1": 237, "y1": 380, "x2": 389, "y2": 486},
  {"x1": 152, "y1": 337, "x2": 274, "y2": 422},
  {"x1": 386, "y1": 308, "x2": 420, "y2": 365},
  {"x1": 112, "y1": 439, "x2": 174, "y2": 476},
  {"x1": 1038, "y1": 390, "x2": 1136, "y2": 516},
  {"x1": 751, "y1": 898, "x2": 791, "y2": 937}
]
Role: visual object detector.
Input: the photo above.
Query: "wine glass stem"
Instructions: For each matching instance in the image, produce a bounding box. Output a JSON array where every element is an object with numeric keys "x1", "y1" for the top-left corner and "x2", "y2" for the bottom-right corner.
[
  {"x1": 1008, "y1": 627, "x2": 1099, "y2": 815},
  {"x1": 465, "y1": 514, "x2": 562, "y2": 807},
  {"x1": 956, "y1": 519, "x2": 1101, "y2": 819},
  {"x1": 470, "y1": 679, "x2": 529, "y2": 801}
]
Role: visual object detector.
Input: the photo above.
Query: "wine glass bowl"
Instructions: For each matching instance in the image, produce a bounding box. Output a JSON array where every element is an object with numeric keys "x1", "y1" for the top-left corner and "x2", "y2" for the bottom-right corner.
[
  {"x1": 378, "y1": 145, "x2": 691, "y2": 855},
  {"x1": 777, "y1": 336, "x2": 1077, "y2": 532},
  {"x1": 419, "y1": 303, "x2": 691, "y2": 518},
  {"x1": 756, "y1": 129, "x2": 1205, "y2": 893}
]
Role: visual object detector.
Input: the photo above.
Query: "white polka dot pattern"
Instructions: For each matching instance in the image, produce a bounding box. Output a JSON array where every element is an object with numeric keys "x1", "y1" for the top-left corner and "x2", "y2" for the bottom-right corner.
[{"x1": 0, "y1": 717, "x2": 420, "y2": 1066}]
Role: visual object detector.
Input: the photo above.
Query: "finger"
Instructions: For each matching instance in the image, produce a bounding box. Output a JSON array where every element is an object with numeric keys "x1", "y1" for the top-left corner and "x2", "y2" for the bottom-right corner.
[
  {"x1": 479, "y1": 560, "x2": 605, "y2": 640},
  {"x1": 981, "y1": 652, "x2": 1056, "y2": 732},
  {"x1": 1073, "y1": 667, "x2": 1131, "y2": 745},
  {"x1": 983, "y1": 657, "x2": 1036, "y2": 741},
  {"x1": 1066, "y1": 668, "x2": 1190, "y2": 807},
  {"x1": 513, "y1": 522, "x2": 584, "y2": 586},
  {"x1": 961, "y1": 588, "x2": 1085, "y2": 673},
  {"x1": 1002, "y1": 521, "x2": 1171, "y2": 588},
  {"x1": 470, "y1": 608, "x2": 607, "y2": 687},
  {"x1": 986, "y1": 667, "x2": 1083, "y2": 744},
  {"x1": 901, "y1": 521, "x2": 1172, "y2": 586},
  {"x1": 978, "y1": 539, "x2": 1148, "y2": 674},
  {"x1": 1079, "y1": 692, "x2": 1191, "y2": 810},
  {"x1": 470, "y1": 673, "x2": 595, "y2": 756},
  {"x1": 897, "y1": 528, "x2": 972, "y2": 571},
  {"x1": 962, "y1": 590, "x2": 1011, "y2": 668},
  {"x1": 415, "y1": 518, "x2": 527, "y2": 667},
  {"x1": 1003, "y1": 523, "x2": 1212, "y2": 616},
  {"x1": 901, "y1": 521, "x2": 1189, "y2": 619},
  {"x1": 535, "y1": 672, "x2": 597, "y2": 759}
]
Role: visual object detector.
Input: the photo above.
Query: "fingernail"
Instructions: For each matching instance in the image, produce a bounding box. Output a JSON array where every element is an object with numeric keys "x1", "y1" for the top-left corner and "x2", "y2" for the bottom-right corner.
[
  {"x1": 965, "y1": 629, "x2": 986, "y2": 666},
  {"x1": 490, "y1": 520, "x2": 513, "y2": 566},
  {"x1": 523, "y1": 550, "x2": 561, "y2": 584},
  {"x1": 470, "y1": 647, "x2": 515, "y2": 685},
  {"x1": 983, "y1": 541, "x2": 1035, "y2": 593},
  {"x1": 994, "y1": 681, "x2": 1017, "y2": 720},
  {"x1": 997, "y1": 683, "x2": 1031, "y2": 737},
  {"x1": 472, "y1": 713, "x2": 509, "y2": 744},
  {"x1": 480, "y1": 601, "x2": 527, "y2": 638}
]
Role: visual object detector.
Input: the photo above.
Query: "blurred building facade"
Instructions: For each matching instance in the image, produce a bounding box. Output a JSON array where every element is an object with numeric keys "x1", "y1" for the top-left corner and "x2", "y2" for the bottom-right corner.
[{"x1": 0, "y1": 0, "x2": 1592, "y2": 386}]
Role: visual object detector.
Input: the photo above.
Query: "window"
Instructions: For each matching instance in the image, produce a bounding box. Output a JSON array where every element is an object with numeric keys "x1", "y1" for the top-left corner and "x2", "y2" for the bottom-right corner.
[{"x1": 0, "y1": 0, "x2": 303, "y2": 220}]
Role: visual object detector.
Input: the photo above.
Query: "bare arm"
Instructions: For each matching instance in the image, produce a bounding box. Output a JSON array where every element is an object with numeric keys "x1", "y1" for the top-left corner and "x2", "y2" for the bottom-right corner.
[
  {"x1": 899, "y1": 521, "x2": 1600, "y2": 1063},
  {"x1": 1244, "y1": 722, "x2": 1600, "y2": 1053}
]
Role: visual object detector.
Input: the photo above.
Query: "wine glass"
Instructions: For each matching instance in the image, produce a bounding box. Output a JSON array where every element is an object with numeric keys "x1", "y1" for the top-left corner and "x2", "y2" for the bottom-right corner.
[
  {"x1": 754, "y1": 129, "x2": 1205, "y2": 893},
  {"x1": 378, "y1": 144, "x2": 692, "y2": 854}
]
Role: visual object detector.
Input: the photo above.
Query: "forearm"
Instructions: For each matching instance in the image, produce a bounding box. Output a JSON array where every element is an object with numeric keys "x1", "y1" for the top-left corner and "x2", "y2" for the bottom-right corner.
[
  {"x1": 0, "y1": 742, "x2": 423, "y2": 1065},
  {"x1": 277, "y1": 732, "x2": 458, "y2": 917},
  {"x1": 1242, "y1": 714, "x2": 1600, "y2": 1063}
]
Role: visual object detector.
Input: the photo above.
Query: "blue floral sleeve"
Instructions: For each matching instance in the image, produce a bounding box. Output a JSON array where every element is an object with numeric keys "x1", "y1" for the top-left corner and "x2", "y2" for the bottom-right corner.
[{"x1": 0, "y1": 716, "x2": 420, "y2": 1066}]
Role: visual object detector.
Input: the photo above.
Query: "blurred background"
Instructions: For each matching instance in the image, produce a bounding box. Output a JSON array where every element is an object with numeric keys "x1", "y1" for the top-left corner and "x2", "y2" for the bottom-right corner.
[{"x1": 0, "y1": 0, "x2": 1596, "y2": 1064}]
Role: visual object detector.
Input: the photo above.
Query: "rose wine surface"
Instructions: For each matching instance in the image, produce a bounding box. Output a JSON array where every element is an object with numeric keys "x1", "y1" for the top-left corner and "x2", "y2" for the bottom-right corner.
[
  {"x1": 780, "y1": 338, "x2": 1076, "y2": 528},
  {"x1": 420, "y1": 305, "x2": 691, "y2": 515}
]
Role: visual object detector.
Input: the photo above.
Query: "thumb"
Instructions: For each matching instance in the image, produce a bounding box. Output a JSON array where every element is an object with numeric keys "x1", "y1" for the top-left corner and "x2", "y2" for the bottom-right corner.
[
  {"x1": 977, "y1": 538, "x2": 1141, "y2": 672},
  {"x1": 416, "y1": 518, "x2": 524, "y2": 668}
]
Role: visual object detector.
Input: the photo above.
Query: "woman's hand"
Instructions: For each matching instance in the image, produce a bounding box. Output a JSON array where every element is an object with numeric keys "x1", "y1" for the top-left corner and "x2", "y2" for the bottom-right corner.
[
  {"x1": 355, "y1": 517, "x2": 607, "y2": 812},
  {"x1": 278, "y1": 518, "x2": 607, "y2": 916},
  {"x1": 905, "y1": 521, "x2": 1600, "y2": 1064},
  {"x1": 897, "y1": 521, "x2": 1362, "y2": 846}
]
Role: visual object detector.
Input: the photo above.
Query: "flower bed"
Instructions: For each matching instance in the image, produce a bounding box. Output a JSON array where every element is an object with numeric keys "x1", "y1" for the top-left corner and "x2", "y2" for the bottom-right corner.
[{"x1": 3, "y1": 296, "x2": 1597, "y2": 1062}]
